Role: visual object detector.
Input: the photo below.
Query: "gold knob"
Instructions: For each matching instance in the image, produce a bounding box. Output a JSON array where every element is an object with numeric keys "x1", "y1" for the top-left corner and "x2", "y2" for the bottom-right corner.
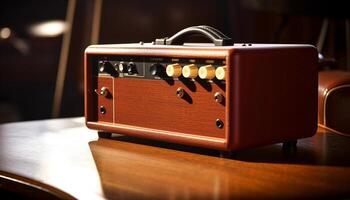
[
  {"x1": 215, "y1": 66, "x2": 226, "y2": 80},
  {"x1": 166, "y1": 63, "x2": 182, "y2": 78},
  {"x1": 198, "y1": 65, "x2": 216, "y2": 79},
  {"x1": 182, "y1": 64, "x2": 198, "y2": 78}
]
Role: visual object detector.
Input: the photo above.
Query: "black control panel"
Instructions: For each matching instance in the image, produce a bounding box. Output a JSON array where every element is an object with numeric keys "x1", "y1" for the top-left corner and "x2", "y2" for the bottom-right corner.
[{"x1": 95, "y1": 56, "x2": 226, "y2": 82}]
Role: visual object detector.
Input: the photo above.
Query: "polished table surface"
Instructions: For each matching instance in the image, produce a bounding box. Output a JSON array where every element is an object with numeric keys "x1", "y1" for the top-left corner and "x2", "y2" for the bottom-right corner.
[{"x1": 0, "y1": 117, "x2": 350, "y2": 199}]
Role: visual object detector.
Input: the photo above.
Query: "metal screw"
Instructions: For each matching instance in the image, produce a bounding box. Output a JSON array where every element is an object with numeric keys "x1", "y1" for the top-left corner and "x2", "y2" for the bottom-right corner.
[
  {"x1": 100, "y1": 87, "x2": 109, "y2": 97},
  {"x1": 94, "y1": 87, "x2": 109, "y2": 97},
  {"x1": 216, "y1": 119, "x2": 224, "y2": 129},
  {"x1": 100, "y1": 106, "x2": 106, "y2": 114},
  {"x1": 176, "y1": 87, "x2": 185, "y2": 98},
  {"x1": 214, "y1": 92, "x2": 224, "y2": 103}
]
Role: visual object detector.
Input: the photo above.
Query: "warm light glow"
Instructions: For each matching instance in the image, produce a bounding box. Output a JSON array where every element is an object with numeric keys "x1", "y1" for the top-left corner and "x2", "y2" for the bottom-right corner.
[
  {"x1": 0, "y1": 27, "x2": 11, "y2": 39},
  {"x1": 29, "y1": 20, "x2": 67, "y2": 37}
]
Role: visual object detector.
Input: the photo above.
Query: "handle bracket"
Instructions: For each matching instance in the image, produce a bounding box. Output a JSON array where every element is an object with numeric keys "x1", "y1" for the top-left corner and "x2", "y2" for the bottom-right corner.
[{"x1": 155, "y1": 25, "x2": 233, "y2": 46}]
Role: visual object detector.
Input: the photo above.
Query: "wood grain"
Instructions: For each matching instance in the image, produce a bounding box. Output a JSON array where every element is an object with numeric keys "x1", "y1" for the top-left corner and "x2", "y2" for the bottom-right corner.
[{"x1": 1, "y1": 118, "x2": 350, "y2": 199}]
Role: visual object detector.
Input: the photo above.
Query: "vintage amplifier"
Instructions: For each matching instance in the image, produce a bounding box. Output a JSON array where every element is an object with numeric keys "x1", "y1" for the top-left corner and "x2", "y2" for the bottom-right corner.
[{"x1": 84, "y1": 26, "x2": 318, "y2": 153}]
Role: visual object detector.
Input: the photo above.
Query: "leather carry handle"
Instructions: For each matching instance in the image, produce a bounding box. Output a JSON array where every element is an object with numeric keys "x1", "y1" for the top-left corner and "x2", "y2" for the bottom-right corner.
[{"x1": 155, "y1": 25, "x2": 233, "y2": 46}]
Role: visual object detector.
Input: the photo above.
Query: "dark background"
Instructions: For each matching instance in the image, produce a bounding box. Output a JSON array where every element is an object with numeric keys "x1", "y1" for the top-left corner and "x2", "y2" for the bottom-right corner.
[{"x1": 0, "y1": 0, "x2": 349, "y2": 123}]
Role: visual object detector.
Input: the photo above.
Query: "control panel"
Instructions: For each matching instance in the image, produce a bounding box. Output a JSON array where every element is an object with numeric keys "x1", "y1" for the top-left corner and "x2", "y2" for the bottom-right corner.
[
  {"x1": 95, "y1": 56, "x2": 226, "y2": 82},
  {"x1": 90, "y1": 55, "x2": 227, "y2": 139}
]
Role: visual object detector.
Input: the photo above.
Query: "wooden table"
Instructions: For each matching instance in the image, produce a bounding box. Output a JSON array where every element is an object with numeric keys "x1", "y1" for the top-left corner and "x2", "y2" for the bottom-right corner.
[{"x1": 0, "y1": 117, "x2": 350, "y2": 199}]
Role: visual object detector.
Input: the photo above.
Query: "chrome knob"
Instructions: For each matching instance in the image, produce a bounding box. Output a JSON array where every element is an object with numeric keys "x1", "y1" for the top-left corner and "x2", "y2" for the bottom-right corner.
[
  {"x1": 94, "y1": 87, "x2": 110, "y2": 97},
  {"x1": 214, "y1": 92, "x2": 224, "y2": 103},
  {"x1": 176, "y1": 87, "x2": 185, "y2": 98}
]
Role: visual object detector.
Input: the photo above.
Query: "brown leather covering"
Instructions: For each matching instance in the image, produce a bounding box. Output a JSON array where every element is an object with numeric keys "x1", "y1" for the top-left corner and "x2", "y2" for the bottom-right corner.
[
  {"x1": 113, "y1": 78, "x2": 226, "y2": 139},
  {"x1": 318, "y1": 70, "x2": 350, "y2": 134},
  {"x1": 231, "y1": 48, "x2": 318, "y2": 150},
  {"x1": 85, "y1": 44, "x2": 318, "y2": 151}
]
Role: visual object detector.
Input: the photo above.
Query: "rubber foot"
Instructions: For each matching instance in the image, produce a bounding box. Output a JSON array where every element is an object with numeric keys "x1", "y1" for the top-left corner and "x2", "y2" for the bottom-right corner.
[{"x1": 98, "y1": 131, "x2": 112, "y2": 139}]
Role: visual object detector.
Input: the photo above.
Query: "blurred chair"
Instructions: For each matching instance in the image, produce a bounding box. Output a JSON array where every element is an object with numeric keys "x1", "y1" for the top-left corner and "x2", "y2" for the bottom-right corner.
[
  {"x1": 52, "y1": 0, "x2": 97, "y2": 118},
  {"x1": 318, "y1": 70, "x2": 350, "y2": 136}
]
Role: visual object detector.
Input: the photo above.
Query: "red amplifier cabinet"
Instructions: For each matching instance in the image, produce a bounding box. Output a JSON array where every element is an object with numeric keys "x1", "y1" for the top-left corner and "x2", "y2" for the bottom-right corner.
[{"x1": 84, "y1": 26, "x2": 318, "y2": 151}]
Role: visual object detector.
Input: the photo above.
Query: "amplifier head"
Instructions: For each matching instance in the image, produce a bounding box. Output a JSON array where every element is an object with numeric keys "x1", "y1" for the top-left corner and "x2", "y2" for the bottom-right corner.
[{"x1": 84, "y1": 26, "x2": 318, "y2": 151}]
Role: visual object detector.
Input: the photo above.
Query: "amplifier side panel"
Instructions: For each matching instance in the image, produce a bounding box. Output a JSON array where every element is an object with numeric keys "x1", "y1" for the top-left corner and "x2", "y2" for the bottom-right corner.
[{"x1": 230, "y1": 47, "x2": 318, "y2": 150}]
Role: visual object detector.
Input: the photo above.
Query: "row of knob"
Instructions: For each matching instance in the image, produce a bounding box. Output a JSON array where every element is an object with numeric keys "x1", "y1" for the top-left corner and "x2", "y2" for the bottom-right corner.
[
  {"x1": 166, "y1": 64, "x2": 226, "y2": 80},
  {"x1": 99, "y1": 61, "x2": 226, "y2": 80},
  {"x1": 99, "y1": 61, "x2": 137, "y2": 75}
]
